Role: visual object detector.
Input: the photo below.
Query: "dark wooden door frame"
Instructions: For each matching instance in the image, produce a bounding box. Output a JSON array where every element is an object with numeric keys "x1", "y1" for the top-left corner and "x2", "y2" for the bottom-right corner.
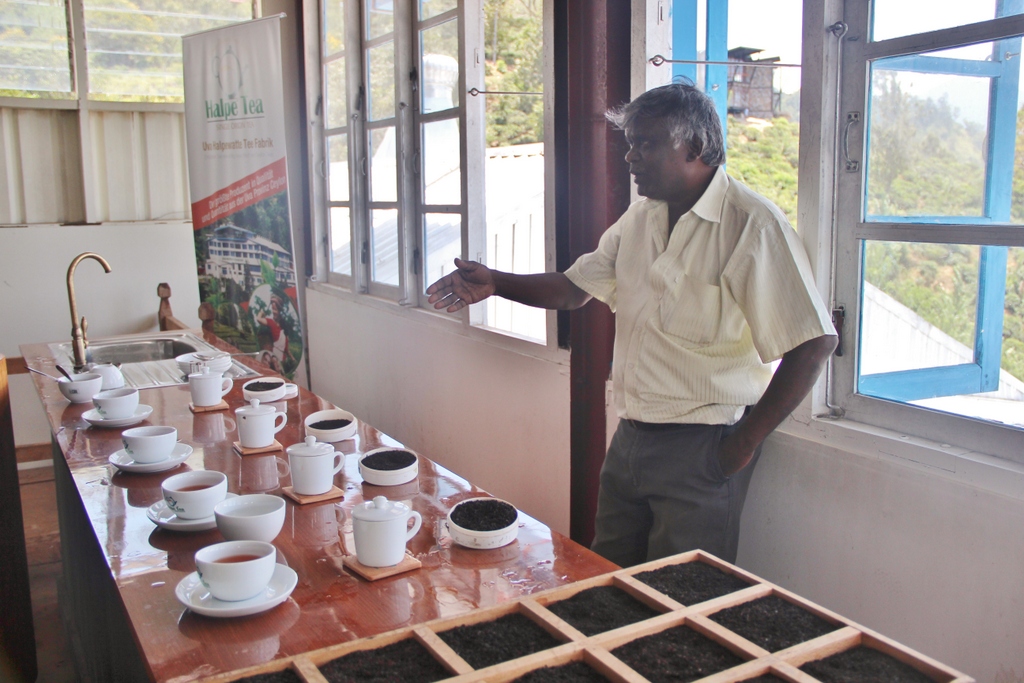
[{"x1": 555, "y1": 1, "x2": 632, "y2": 547}]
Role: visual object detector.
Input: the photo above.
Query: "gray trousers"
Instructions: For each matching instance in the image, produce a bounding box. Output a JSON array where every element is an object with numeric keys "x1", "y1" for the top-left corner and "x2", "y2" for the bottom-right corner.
[{"x1": 590, "y1": 415, "x2": 762, "y2": 567}]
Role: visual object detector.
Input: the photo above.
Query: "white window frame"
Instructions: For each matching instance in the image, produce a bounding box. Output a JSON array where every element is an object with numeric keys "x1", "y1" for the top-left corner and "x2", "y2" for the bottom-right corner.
[
  {"x1": 827, "y1": 1, "x2": 1024, "y2": 465},
  {"x1": 306, "y1": 0, "x2": 561, "y2": 354}
]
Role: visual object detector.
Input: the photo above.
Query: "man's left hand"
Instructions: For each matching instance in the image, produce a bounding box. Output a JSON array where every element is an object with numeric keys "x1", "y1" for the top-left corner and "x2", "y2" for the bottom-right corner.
[{"x1": 717, "y1": 431, "x2": 758, "y2": 477}]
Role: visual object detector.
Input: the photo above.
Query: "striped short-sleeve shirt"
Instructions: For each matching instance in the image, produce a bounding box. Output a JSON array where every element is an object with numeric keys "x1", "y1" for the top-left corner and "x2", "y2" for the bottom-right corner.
[{"x1": 565, "y1": 167, "x2": 835, "y2": 425}]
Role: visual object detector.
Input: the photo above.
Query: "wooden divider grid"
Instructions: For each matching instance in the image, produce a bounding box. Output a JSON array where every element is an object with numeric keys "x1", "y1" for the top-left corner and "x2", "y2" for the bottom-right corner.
[{"x1": 196, "y1": 550, "x2": 974, "y2": 683}]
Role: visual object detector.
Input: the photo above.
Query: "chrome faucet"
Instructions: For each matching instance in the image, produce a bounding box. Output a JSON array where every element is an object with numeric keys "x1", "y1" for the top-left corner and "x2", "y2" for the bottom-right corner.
[{"x1": 67, "y1": 252, "x2": 112, "y2": 372}]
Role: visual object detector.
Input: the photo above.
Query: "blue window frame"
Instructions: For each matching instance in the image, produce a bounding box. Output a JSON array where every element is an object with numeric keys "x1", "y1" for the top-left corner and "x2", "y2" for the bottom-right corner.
[
  {"x1": 671, "y1": 0, "x2": 729, "y2": 132},
  {"x1": 857, "y1": 0, "x2": 1022, "y2": 403}
]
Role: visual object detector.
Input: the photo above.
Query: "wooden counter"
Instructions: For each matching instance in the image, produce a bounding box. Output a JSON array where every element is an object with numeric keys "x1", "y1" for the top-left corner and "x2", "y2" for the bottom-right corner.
[{"x1": 21, "y1": 334, "x2": 616, "y2": 683}]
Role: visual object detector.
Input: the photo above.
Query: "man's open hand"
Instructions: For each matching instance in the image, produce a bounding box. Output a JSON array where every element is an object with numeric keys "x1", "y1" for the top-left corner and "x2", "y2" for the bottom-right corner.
[{"x1": 426, "y1": 258, "x2": 496, "y2": 312}]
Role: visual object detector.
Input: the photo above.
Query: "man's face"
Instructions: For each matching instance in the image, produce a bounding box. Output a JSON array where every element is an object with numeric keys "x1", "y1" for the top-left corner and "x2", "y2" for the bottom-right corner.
[{"x1": 624, "y1": 117, "x2": 700, "y2": 202}]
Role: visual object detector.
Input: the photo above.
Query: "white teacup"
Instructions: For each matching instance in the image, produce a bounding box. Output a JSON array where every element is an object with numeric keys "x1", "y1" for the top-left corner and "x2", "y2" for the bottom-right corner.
[
  {"x1": 351, "y1": 496, "x2": 422, "y2": 567},
  {"x1": 236, "y1": 399, "x2": 287, "y2": 449},
  {"x1": 189, "y1": 366, "x2": 233, "y2": 407},
  {"x1": 195, "y1": 540, "x2": 276, "y2": 602},
  {"x1": 57, "y1": 372, "x2": 104, "y2": 404},
  {"x1": 93, "y1": 387, "x2": 139, "y2": 419},
  {"x1": 162, "y1": 470, "x2": 228, "y2": 519},
  {"x1": 214, "y1": 494, "x2": 286, "y2": 542},
  {"x1": 286, "y1": 436, "x2": 343, "y2": 496},
  {"x1": 122, "y1": 425, "x2": 177, "y2": 464}
]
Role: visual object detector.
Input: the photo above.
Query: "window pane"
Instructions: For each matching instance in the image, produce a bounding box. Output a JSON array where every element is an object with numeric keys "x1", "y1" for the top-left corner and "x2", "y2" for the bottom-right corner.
[
  {"x1": 84, "y1": 0, "x2": 252, "y2": 102},
  {"x1": 482, "y1": 1, "x2": 542, "y2": 147},
  {"x1": 330, "y1": 206, "x2": 352, "y2": 276},
  {"x1": 365, "y1": 0, "x2": 393, "y2": 40},
  {"x1": 860, "y1": 241, "x2": 1024, "y2": 429},
  {"x1": 421, "y1": 20, "x2": 459, "y2": 113},
  {"x1": 870, "y1": 0, "x2": 1021, "y2": 43},
  {"x1": 420, "y1": 0, "x2": 456, "y2": 21},
  {"x1": 366, "y1": 40, "x2": 395, "y2": 121},
  {"x1": 424, "y1": 213, "x2": 461, "y2": 293},
  {"x1": 328, "y1": 134, "x2": 349, "y2": 201},
  {"x1": 324, "y1": 0, "x2": 346, "y2": 56},
  {"x1": 369, "y1": 126, "x2": 396, "y2": 202},
  {"x1": 325, "y1": 57, "x2": 348, "y2": 129},
  {"x1": 371, "y1": 208, "x2": 400, "y2": 285},
  {"x1": 860, "y1": 241, "x2": 979, "y2": 374},
  {"x1": 866, "y1": 50, "x2": 1000, "y2": 220},
  {"x1": 422, "y1": 119, "x2": 461, "y2": 205},
  {"x1": 0, "y1": 0, "x2": 72, "y2": 95}
]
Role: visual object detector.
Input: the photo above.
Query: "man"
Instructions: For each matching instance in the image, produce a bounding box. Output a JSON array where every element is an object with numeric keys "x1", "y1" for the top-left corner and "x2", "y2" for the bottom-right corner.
[{"x1": 426, "y1": 82, "x2": 836, "y2": 567}]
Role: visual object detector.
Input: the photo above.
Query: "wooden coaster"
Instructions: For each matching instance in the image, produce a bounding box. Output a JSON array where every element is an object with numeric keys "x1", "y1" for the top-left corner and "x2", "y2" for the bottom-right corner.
[
  {"x1": 232, "y1": 439, "x2": 283, "y2": 455},
  {"x1": 281, "y1": 485, "x2": 344, "y2": 505},
  {"x1": 189, "y1": 400, "x2": 229, "y2": 413},
  {"x1": 343, "y1": 553, "x2": 422, "y2": 581}
]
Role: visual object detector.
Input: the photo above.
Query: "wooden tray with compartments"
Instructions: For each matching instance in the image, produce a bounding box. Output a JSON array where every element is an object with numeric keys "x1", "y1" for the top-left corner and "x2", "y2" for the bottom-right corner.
[{"x1": 196, "y1": 550, "x2": 974, "y2": 683}]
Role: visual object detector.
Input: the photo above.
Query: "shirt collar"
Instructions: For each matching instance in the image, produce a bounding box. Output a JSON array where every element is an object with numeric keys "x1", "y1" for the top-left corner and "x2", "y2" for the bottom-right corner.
[{"x1": 690, "y1": 166, "x2": 729, "y2": 223}]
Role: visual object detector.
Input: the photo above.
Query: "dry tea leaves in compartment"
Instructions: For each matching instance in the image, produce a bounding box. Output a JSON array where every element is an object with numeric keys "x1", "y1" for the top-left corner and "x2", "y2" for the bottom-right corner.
[
  {"x1": 309, "y1": 418, "x2": 352, "y2": 430},
  {"x1": 449, "y1": 498, "x2": 517, "y2": 531},
  {"x1": 361, "y1": 449, "x2": 416, "y2": 470},
  {"x1": 800, "y1": 646, "x2": 935, "y2": 683},
  {"x1": 708, "y1": 594, "x2": 839, "y2": 652},
  {"x1": 512, "y1": 661, "x2": 610, "y2": 682},
  {"x1": 318, "y1": 638, "x2": 452, "y2": 683},
  {"x1": 611, "y1": 625, "x2": 745, "y2": 681},
  {"x1": 546, "y1": 586, "x2": 661, "y2": 636},
  {"x1": 236, "y1": 669, "x2": 304, "y2": 683},
  {"x1": 438, "y1": 612, "x2": 562, "y2": 670},
  {"x1": 634, "y1": 561, "x2": 750, "y2": 606}
]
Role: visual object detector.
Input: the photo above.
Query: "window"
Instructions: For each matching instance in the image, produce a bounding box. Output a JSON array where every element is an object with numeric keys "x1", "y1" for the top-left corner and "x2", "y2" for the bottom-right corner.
[
  {"x1": 833, "y1": 1, "x2": 1024, "y2": 460},
  {"x1": 0, "y1": 0, "x2": 254, "y2": 103},
  {"x1": 316, "y1": 0, "x2": 550, "y2": 344}
]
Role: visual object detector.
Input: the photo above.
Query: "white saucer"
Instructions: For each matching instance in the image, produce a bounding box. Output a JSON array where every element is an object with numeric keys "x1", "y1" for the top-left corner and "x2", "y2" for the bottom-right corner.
[
  {"x1": 147, "y1": 492, "x2": 237, "y2": 531},
  {"x1": 109, "y1": 443, "x2": 192, "y2": 474},
  {"x1": 175, "y1": 564, "x2": 298, "y2": 617},
  {"x1": 83, "y1": 404, "x2": 154, "y2": 428}
]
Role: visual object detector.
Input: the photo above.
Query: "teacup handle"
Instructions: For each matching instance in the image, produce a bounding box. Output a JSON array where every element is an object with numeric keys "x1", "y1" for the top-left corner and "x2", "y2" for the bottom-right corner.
[
  {"x1": 276, "y1": 457, "x2": 290, "y2": 477},
  {"x1": 405, "y1": 511, "x2": 422, "y2": 542},
  {"x1": 272, "y1": 413, "x2": 287, "y2": 433},
  {"x1": 220, "y1": 378, "x2": 233, "y2": 396},
  {"x1": 224, "y1": 416, "x2": 236, "y2": 432},
  {"x1": 331, "y1": 453, "x2": 343, "y2": 476}
]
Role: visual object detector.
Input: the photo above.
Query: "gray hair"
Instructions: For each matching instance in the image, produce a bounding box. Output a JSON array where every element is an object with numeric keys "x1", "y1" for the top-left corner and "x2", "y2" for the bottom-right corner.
[{"x1": 606, "y1": 81, "x2": 725, "y2": 167}]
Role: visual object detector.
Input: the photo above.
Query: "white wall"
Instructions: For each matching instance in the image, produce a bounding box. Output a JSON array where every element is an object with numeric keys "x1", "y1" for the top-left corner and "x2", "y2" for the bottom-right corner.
[
  {"x1": 305, "y1": 286, "x2": 572, "y2": 534},
  {"x1": 1, "y1": 222, "x2": 200, "y2": 444},
  {"x1": 739, "y1": 427, "x2": 1024, "y2": 682}
]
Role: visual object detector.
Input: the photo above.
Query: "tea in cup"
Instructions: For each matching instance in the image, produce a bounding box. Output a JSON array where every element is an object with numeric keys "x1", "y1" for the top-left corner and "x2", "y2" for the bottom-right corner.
[
  {"x1": 93, "y1": 387, "x2": 139, "y2": 419},
  {"x1": 189, "y1": 366, "x2": 233, "y2": 407},
  {"x1": 161, "y1": 470, "x2": 228, "y2": 519},
  {"x1": 235, "y1": 399, "x2": 287, "y2": 449},
  {"x1": 195, "y1": 540, "x2": 276, "y2": 601},
  {"x1": 351, "y1": 496, "x2": 422, "y2": 567},
  {"x1": 122, "y1": 425, "x2": 177, "y2": 464},
  {"x1": 286, "y1": 436, "x2": 343, "y2": 496}
]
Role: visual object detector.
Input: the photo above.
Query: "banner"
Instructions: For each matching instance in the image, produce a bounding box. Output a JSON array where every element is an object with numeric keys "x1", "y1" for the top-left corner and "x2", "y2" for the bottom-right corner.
[{"x1": 182, "y1": 16, "x2": 304, "y2": 382}]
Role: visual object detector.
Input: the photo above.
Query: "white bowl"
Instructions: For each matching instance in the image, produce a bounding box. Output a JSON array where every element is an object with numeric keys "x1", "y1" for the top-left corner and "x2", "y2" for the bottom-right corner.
[
  {"x1": 359, "y1": 447, "x2": 418, "y2": 486},
  {"x1": 242, "y1": 377, "x2": 288, "y2": 402},
  {"x1": 57, "y1": 372, "x2": 104, "y2": 404},
  {"x1": 162, "y1": 470, "x2": 228, "y2": 520},
  {"x1": 304, "y1": 408, "x2": 357, "y2": 442},
  {"x1": 175, "y1": 352, "x2": 233, "y2": 376},
  {"x1": 446, "y1": 497, "x2": 519, "y2": 549},
  {"x1": 214, "y1": 494, "x2": 286, "y2": 542}
]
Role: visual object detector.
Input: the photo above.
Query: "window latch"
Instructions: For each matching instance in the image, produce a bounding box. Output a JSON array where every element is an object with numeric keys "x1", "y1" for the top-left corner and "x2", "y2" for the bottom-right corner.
[
  {"x1": 361, "y1": 240, "x2": 369, "y2": 265},
  {"x1": 831, "y1": 305, "x2": 846, "y2": 357},
  {"x1": 413, "y1": 248, "x2": 421, "y2": 275}
]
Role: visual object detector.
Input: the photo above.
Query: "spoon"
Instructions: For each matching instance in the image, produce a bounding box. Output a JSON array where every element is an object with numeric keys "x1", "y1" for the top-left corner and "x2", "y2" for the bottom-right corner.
[
  {"x1": 55, "y1": 365, "x2": 75, "y2": 381},
  {"x1": 27, "y1": 367, "x2": 62, "y2": 381}
]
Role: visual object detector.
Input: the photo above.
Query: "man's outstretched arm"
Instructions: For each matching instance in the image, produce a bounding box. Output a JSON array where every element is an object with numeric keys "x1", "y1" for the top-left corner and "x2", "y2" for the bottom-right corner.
[{"x1": 426, "y1": 258, "x2": 591, "y2": 312}]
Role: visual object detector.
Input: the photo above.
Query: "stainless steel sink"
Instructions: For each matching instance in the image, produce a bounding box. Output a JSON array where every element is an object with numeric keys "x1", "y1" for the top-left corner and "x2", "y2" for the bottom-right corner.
[{"x1": 48, "y1": 330, "x2": 260, "y2": 389}]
